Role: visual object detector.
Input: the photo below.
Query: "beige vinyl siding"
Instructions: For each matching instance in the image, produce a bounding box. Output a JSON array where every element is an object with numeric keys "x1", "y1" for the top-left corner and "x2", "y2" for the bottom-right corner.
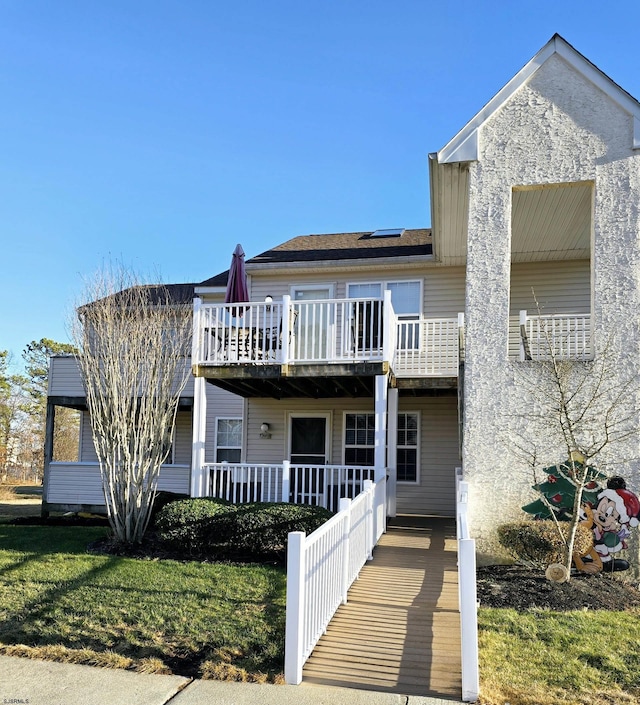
[
  {"x1": 248, "y1": 266, "x2": 466, "y2": 320},
  {"x1": 396, "y1": 396, "x2": 459, "y2": 517},
  {"x1": 509, "y1": 259, "x2": 591, "y2": 358},
  {"x1": 204, "y1": 384, "x2": 245, "y2": 462},
  {"x1": 245, "y1": 395, "x2": 458, "y2": 517},
  {"x1": 172, "y1": 411, "x2": 192, "y2": 464}
]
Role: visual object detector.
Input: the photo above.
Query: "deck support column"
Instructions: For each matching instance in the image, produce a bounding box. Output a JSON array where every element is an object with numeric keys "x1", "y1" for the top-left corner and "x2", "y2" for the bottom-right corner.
[
  {"x1": 386, "y1": 387, "x2": 398, "y2": 518},
  {"x1": 190, "y1": 377, "x2": 207, "y2": 497},
  {"x1": 374, "y1": 374, "x2": 388, "y2": 482},
  {"x1": 41, "y1": 400, "x2": 56, "y2": 517}
]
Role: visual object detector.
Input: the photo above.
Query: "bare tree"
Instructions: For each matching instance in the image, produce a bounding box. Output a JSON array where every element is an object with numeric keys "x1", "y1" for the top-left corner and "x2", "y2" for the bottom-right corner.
[
  {"x1": 509, "y1": 303, "x2": 640, "y2": 581},
  {"x1": 72, "y1": 266, "x2": 192, "y2": 543}
]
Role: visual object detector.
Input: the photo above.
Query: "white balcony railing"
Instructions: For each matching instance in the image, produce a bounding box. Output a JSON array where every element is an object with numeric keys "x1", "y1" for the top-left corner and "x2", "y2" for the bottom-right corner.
[
  {"x1": 395, "y1": 316, "x2": 461, "y2": 377},
  {"x1": 520, "y1": 311, "x2": 592, "y2": 361},
  {"x1": 193, "y1": 295, "x2": 394, "y2": 366},
  {"x1": 193, "y1": 296, "x2": 462, "y2": 378}
]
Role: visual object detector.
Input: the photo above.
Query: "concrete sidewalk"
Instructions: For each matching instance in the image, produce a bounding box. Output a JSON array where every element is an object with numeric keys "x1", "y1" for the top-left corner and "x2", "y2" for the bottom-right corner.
[{"x1": 0, "y1": 655, "x2": 464, "y2": 705}]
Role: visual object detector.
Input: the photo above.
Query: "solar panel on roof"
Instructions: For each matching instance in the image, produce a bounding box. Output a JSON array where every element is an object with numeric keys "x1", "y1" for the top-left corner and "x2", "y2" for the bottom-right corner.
[{"x1": 370, "y1": 228, "x2": 405, "y2": 238}]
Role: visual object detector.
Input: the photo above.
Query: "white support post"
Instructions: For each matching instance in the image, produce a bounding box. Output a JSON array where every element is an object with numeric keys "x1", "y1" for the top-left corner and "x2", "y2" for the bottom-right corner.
[
  {"x1": 191, "y1": 297, "x2": 202, "y2": 364},
  {"x1": 459, "y1": 538, "x2": 480, "y2": 702},
  {"x1": 282, "y1": 460, "x2": 291, "y2": 503},
  {"x1": 284, "y1": 531, "x2": 306, "y2": 685},
  {"x1": 382, "y1": 289, "x2": 394, "y2": 362},
  {"x1": 190, "y1": 377, "x2": 207, "y2": 497},
  {"x1": 374, "y1": 374, "x2": 388, "y2": 542},
  {"x1": 386, "y1": 387, "x2": 398, "y2": 518},
  {"x1": 282, "y1": 295, "x2": 291, "y2": 365},
  {"x1": 374, "y1": 374, "x2": 388, "y2": 481},
  {"x1": 339, "y1": 497, "x2": 351, "y2": 604}
]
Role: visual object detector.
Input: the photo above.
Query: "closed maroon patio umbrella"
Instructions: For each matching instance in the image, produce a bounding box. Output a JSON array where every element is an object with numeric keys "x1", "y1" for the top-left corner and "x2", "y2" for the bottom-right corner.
[{"x1": 224, "y1": 244, "x2": 249, "y2": 315}]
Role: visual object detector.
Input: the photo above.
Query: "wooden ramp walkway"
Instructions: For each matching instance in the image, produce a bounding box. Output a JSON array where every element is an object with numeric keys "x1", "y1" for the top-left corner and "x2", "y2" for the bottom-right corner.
[{"x1": 303, "y1": 516, "x2": 461, "y2": 699}]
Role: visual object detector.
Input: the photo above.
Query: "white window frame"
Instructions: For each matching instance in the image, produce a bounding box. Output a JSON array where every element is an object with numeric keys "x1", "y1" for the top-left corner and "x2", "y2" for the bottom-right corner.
[
  {"x1": 342, "y1": 411, "x2": 376, "y2": 466},
  {"x1": 290, "y1": 283, "x2": 336, "y2": 300},
  {"x1": 346, "y1": 279, "x2": 423, "y2": 318},
  {"x1": 397, "y1": 411, "x2": 420, "y2": 485},
  {"x1": 214, "y1": 417, "x2": 243, "y2": 464}
]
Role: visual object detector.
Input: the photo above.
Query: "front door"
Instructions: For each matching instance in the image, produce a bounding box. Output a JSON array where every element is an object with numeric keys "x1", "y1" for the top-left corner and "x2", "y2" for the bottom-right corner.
[{"x1": 289, "y1": 414, "x2": 329, "y2": 505}]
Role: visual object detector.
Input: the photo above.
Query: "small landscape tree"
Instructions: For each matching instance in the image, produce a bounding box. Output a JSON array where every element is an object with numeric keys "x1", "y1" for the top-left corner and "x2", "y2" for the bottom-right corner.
[
  {"x1": 72, "y1": 266, "x2": 192, "y2": 543},
  {"x1": 509, "y1": 302, "x2": 640, "y2": 581}
]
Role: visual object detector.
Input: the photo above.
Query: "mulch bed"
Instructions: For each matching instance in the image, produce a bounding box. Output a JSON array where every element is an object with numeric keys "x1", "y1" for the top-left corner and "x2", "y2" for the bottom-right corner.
[{"x1": 477, "y1": 564, "x2": 640, "y2": 611}]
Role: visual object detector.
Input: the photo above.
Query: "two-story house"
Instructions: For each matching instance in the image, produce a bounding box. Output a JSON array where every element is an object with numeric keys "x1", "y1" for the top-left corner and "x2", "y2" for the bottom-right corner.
[{"x1": 43, "y1": 34, "x2": 640, "y2": 560}]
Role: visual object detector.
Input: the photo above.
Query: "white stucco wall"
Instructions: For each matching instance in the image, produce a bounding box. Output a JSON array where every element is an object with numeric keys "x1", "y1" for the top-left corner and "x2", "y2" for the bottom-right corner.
[{"x1": 462, "y1": 55, "x2": 640, "y2": 559}]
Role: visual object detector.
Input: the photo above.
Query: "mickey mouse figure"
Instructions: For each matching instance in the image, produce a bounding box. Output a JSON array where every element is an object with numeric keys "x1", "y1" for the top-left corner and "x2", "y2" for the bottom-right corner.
[{"x1": 591, "y1": 477, "x2": 640, "y2": 571}]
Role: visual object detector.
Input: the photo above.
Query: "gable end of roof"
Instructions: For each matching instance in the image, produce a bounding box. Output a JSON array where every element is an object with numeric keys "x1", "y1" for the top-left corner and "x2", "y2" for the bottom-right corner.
[{"x1": 438, "y1": 33, "x2": 640, "y2": 164}]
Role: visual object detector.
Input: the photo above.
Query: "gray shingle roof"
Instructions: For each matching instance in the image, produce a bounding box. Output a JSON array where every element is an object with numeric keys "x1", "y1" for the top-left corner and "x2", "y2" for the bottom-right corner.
[
  {"x1": 247, "y1": 228, "x2": 432, "y2": 265},
  {"x1": 196, "y1": 228, "x2": 432, "y2": 288}
]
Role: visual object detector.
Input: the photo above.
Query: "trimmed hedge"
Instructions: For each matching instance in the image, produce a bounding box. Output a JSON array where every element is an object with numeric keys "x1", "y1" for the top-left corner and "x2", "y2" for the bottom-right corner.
[
  {"x1": 497, "y1": 520, "x2": 593, "y2": 567},
  {"x1": 155, "y1": 497, "x2": 234, "y2": 554},
  {"x1": 155, "y1": 498, "x2": 333, "y2": 560},
  {"x1": 213, "y1": 502, "x2": 334, "y2": 557}
]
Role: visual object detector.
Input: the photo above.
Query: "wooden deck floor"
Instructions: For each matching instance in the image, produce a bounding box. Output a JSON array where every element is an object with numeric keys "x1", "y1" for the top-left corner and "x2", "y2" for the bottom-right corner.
[{"x1": 302, "y1": 516, "x2": 461, "y2": 699}]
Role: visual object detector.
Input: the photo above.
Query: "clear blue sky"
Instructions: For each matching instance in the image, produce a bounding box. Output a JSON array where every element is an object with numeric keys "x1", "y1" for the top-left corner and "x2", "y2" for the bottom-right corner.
[{"x1": 1, "y1": 1, "x2": 638, "y2": 370}]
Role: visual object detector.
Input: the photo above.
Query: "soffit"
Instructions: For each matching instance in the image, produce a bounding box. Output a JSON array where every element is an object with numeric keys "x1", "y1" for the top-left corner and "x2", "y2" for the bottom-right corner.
[{"x1": 511, "y1": 183, "x2": 592, "y2": 262}]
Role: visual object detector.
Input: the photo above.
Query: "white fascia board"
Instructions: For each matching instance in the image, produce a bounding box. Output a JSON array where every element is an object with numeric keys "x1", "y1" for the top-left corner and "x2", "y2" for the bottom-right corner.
[
  {"x1": 193, "y1": 286, "x2": 226, "y2": 295},
  {"x1": 437, "y1": 40, "x2": 556, "y2": 164},
  {"x1": 437, "y1": 35, "x2": 640, "y2": 163},
  {"x1": 428, "y1": 153, "x2": 442, "y2": 261}
]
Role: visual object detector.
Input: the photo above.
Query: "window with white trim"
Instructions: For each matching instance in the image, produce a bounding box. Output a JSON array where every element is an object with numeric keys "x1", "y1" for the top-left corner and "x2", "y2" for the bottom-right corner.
[
  {"x1": 344, "y1": 413, "x2": 375, "y2": 466},
  {"x1": 397, "y1": 412, "x2": 419, "y2": 483},
  {"x1": 215, "y1": 418, "x2": 242, "y2": 463},
  {"x1": 344, "y1": 411, "x2": 420, "y2": 482},
  {"x1": 347, "y1": 280, "x2": 421, "y2": 318}
]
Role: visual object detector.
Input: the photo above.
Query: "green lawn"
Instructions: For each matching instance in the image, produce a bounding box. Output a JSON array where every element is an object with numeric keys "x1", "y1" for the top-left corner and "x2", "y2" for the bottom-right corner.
[
  {"x1": 478, "y1": 607, "x2": 640, "y2": 705},
  {"x1": 0, "y1": 526, "x2": 286, "y2": 681}
]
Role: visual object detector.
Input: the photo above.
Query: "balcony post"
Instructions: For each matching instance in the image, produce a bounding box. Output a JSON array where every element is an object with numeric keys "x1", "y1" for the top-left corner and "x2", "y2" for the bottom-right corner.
[
  {"x1": 192, "y1": 297, "x2": 202, "y2": 365},
  {"x1": 282, "y1": 295, "x2": 291, "y2": 365},
  {"x1": 382, "y1": 289, "x2": 394, "y2": 362},
  {"x1": 386, "y1": 387, "x2": 398, "y2": 518},
  {"x1": 282, "y1": 460, "x2": 291, "y2": 503}
]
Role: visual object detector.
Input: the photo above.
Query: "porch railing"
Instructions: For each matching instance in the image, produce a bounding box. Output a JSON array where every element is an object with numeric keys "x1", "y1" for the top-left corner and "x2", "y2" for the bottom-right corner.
[
  {"x1": 204, "y1": 461, "x2": 376, "y2": 513},
  {"x1": 284, "y1": 477, "x2": 385, "y2": 684},
  {"x1": 519, "y1": 310, "x2": 592, "y2": 361},
  {"x1": 456, "y1": 467, "x2": 480, "y2": 703}
]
